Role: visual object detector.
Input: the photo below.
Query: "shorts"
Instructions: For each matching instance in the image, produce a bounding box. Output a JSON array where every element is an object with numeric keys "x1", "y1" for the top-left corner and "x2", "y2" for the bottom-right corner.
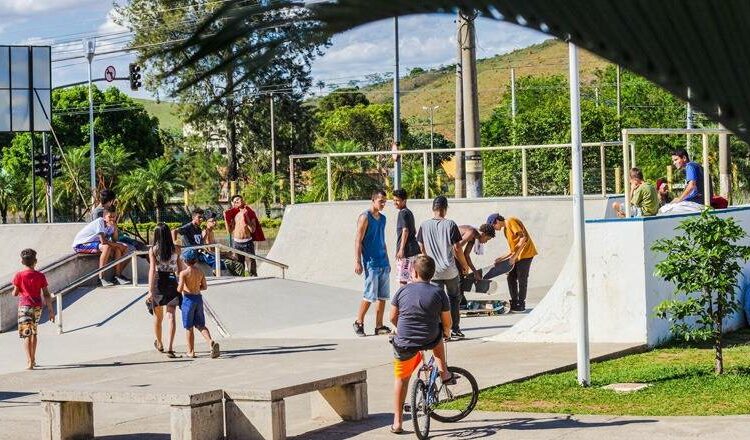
[
  {"x1": 397, "y1": 256, "x2": 417, "y2": 284},
  {"x1": 393, "y1": 350, "x2": 422, "y2": 379},
  {"x1": 74, "y1": 242, "x2": 100, "y2": 254},
  {"x1": 629, "y1": 206, "x2": 643, "y2": 217},
  {"x1": 363, "y1": 266, "x2": 390, "y2": 303},
  {"x1": 233, "y1": 239, "x2": 255, "y2": 255},
  {"x1": 181, "y1": 294, "x2": 206, "y2": 329},
  {"x1": 18, "y1": 306, "x2": 42, "y2": 338}
]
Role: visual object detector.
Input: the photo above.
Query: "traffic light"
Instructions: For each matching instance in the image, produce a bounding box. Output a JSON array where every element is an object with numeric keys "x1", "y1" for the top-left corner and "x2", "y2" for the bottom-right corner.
[
  {"x1": 50, "y1": 153, "x2": 63, "y2": 179},
  {"x1": 33, "y1": 153, "x2": 49, "y2": 179},
  {"x1": 129, "y1": 63, "x2": 142, "y2": 91}
]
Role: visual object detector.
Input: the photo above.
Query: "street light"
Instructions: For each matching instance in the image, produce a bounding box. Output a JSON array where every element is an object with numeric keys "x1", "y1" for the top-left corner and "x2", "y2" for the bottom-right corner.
[{"x1": 422, "y1": 105, "x2": 439, "y2": 171}]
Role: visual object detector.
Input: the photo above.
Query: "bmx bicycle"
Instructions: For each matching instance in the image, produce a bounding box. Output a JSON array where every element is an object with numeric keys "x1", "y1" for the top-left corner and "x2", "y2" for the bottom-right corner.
[{"x1": 409, "y1": 341, "x2": 479, "y2": 439}]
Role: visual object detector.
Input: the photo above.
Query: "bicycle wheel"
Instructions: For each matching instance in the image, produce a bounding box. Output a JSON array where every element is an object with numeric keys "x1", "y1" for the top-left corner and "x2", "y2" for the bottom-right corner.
[
  {"x1": 410, "y1": 378, "x2": 431, "y2": 439},
  {"x1": 430, "y1": 366, "x2": 479, "y2": 423}
]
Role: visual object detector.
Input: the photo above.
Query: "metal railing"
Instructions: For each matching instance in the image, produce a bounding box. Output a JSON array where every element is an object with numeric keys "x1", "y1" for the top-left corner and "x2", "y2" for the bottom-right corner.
[
  {"x1": 288, "y1": 141, "x2": 629, "y2": 203},
  {"x1": 51, "y1": 243, "x2": 288, "y2": 334},
  {"x1": 621, "y1": 128, "x2": 732, "y2": 217}
]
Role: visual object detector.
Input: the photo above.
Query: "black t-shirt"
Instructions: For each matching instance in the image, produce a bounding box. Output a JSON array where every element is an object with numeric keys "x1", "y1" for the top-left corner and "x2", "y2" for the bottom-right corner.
[
  {"x1": 396, "y1": 208, "x2": 420, "y2": 258},
  {"x1": 177, "y1": 222, "x2": 203, "y2": 247},
  {"x1": 392, "y1": 281, "x2": 451, "y2": 350}
]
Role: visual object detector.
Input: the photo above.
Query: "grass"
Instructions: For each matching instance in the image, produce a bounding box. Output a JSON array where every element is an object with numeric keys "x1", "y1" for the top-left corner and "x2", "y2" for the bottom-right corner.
[
  {"x1": 466, "y1": 329, "x2": 750, "y2": 416},
  {"x1": 134, "y1": 98, "x2": 183, "y2": 132}
]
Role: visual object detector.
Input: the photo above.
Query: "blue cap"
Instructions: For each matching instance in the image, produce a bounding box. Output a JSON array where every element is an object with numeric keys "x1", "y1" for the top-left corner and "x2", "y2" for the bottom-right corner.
[
  {"x1": 182, "y1": 249, "x2": 199, "y2": 263},
  {"x1": 487, "y1": 213, "x2": 502, "y2": 225}
]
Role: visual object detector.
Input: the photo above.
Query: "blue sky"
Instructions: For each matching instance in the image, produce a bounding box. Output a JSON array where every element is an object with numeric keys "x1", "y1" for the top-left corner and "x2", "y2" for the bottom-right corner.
[{"x1": 0, "y1": 1, "x2": 547, "y2": 101}]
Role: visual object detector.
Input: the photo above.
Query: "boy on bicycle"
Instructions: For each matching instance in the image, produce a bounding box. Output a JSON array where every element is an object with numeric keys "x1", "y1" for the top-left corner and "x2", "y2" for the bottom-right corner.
[{"x1": 390, "y1": 254, "x2": 454, "y2": 434}]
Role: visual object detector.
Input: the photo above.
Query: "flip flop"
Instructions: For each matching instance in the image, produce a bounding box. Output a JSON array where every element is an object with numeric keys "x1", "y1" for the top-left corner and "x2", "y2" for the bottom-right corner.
[
  {"x1": 166, "y1": 351, "x2": 179, "y2": 359},
  {"x1": 154, "y1": 340, "x2": 164, "y2": 353},
  {"x1": 210, "y1": 341, "x2": 220, "y2": 359},
  {"x1": 390, "y1": 426, "x2": 404, "y2": 434}
]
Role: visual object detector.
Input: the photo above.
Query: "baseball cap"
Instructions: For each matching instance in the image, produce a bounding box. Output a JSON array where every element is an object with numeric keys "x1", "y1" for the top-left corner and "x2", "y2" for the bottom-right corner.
[
  {"x1": 432, "y1": 196, "x2": 448, "y2": 210},
  {"x1": 486, "y1": 213, "x2": 503, "y2": 225}
]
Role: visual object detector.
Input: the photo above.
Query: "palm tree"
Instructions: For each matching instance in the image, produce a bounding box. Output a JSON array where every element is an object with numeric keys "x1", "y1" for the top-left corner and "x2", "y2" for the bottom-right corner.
[
  {"x1": 165, "y1": 1, "x2": 748, "y2": 146},
  {"x1": 55, "y1": 146, "x2": 90, "y2": 221},
  {"x1": 118, "y1": 157, "x2": 186, "y2": 223},
  {"x1": 0, "y1": 169, "x2": 17, "y2": 223},
  {"x1": 302, "y1": 140, "x2": 380, "y2": 202},
  {"x1": 96, "y1": 141, "x2": 134, "y2": 190},
  {"x1": 400, "y1": 159, "x2": 444, "y2": 200},
  {"x1": 242, "y1": 171, "x2": 277, "y2": 216}
]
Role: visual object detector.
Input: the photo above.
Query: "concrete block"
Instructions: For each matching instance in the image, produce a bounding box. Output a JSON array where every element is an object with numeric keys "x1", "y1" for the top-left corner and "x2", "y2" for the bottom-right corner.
[
  {"x1": 225, "y1": 398, "x2": 285, "y2": 440},
  {"x1": 310, "y1": 381, "x2": 368, "y2": 422},
  {"x1": 170, "y1": 401, "x2": 224, "y2": 440},
  {"x1": 41, "y1": 400, "x2": 93, "y2": 440}
]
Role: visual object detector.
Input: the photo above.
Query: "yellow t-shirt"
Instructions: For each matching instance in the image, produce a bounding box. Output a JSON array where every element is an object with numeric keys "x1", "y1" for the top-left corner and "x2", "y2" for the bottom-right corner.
[{"x1": 504, "y1": 217, "x2": 537, "y2": 261}]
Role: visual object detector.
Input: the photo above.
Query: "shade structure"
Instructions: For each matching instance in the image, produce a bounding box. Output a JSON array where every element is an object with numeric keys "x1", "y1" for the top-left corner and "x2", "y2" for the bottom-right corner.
[{"x1": 173, "y1": 0, "x2": 750, "y2": 142}]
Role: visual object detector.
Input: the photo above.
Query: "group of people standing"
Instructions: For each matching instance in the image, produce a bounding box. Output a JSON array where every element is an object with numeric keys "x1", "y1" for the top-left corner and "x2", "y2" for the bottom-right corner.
[
  {"x1": 70, "y1": 190, "x2": 266, "y2": 358},
  {"x1": 353, "y1": 189, "x2": 537, "y2": 340}
]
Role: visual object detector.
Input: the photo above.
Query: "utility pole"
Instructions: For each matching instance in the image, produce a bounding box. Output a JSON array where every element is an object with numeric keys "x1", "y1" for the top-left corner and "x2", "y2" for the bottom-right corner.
[
  {"x1": 43, "y1": 133, "x2": 54, "y2": 223},
  {"x1": 719, "y1": 124, "x2": 731, "y2": 201},
  {"x1": 510, "y1": 67, "x2": 517, "y2": 145},
  {"x1": 686, "y1": 87, "x2": 693, "y2": 155},
  {"x1": 423, "y1": 105, "x2": 439, "y2": 171},
  {"x1": 454, "y1": 13, "x2": 465, "y2": 198},
  {"x1": 270, "y1": 92, "x2": 276, "y2": 180},
  {"x1": 392, "y1": 17, "x2": 402, "y2": 190},
  {"x1": 84, "y1": 38, "x2": 96, "y2": 202},
  {"x1": 616, "y1": 65, "x2": 621, "y2": 139},
  {"x1": 459, "y1": 11, "x2": 482, "y2": 198}
]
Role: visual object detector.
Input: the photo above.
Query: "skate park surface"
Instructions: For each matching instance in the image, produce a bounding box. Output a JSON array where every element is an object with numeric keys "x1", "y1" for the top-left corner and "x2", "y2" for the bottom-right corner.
[{"x1": 1, "y1": 196, "x2": 749, "y2": 438}]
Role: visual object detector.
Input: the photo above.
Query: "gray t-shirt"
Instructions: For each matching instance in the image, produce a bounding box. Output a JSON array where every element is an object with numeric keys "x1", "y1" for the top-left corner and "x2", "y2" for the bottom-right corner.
[
  {"x1": 417, "y1": 217, "x2": 462, "y2": 280},
  {"x1": 392, "y1": 281, "x2": 450, "y2": 350}
]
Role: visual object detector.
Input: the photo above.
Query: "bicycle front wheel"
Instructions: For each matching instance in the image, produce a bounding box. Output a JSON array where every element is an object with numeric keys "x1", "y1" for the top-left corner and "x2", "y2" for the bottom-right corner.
[
  {"x1": 410, "y1": 378, "x2": 431, "y2": 439},
  {"x1": 430, "y1": 366, "x2": 479, "y2": 423}
]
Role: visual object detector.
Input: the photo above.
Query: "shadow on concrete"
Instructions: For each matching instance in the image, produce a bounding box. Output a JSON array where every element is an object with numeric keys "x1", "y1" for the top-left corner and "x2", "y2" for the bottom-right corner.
[
  {"x1": 97, "y1": 434, "x2": 169, "y2": 439},
  {"x1": 34, "y1": 359, "x2": 191, "y2": 371},
  {"x1": 293, "y1": 412, "x2": 393, "y2": 439},
  {"x1": 65, "y1": 292, "x2": 150, "y2": 333},
  {"x1": 461, "y1": 324, "x2": 513, "y2": 332},
  {"x1": 0, "y1": 391, "x2": 33, "y2": 401},
  {"x1": 221, "y1": 343, "x2": 337, "y2": 359}
]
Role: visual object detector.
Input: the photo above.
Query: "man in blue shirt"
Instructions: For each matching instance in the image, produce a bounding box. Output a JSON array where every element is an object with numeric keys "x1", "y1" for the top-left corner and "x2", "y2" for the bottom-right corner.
[
  {"x1": 671, "y1": 148, "x2": 706, "y2": 204},
  {"x1": 353, "y1": 189, "x2": 391, "y2": 337}
]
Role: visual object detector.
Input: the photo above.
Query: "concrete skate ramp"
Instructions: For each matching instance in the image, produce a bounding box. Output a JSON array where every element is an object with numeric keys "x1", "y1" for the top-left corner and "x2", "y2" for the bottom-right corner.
[
  {"x1": 0, "y1": 223, "x2": 85, "y2": 282},
  {"x1": 260, "y1": 196, "x2": 612, "y2": 293},
  {"x1": 490, "y1": 205, "x2": 750, "y2": 346}
]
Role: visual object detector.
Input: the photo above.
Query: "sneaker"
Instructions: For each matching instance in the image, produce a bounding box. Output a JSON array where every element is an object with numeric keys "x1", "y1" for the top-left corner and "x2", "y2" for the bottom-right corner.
[
  {"x1": 114, "y1": 275, "x2": 131, "y2": 285},
  {"x1": 210, "y1": 341, "x2": 221, "y2": 359},
  {"x1": 353, "y1": 321, "x2": 366, "y2": 337},
  {"x1": 451, "y1": 330, "x2": 465, "y2": 339},
  {"x1": 374, "y1": 326, "x2": 392, "y2": 336},
  {"x1": 99, "y1": 278, "x2": 115, "y2": 287}
]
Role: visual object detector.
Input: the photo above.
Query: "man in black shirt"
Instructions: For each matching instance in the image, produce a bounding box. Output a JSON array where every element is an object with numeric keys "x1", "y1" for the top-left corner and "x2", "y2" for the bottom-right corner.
[
  {"x1": 173, "y1": 208, "x2": 221, "y2": 272},
  {"x1": 392, "y1": 189, "x2": 420, "y2": 285}
]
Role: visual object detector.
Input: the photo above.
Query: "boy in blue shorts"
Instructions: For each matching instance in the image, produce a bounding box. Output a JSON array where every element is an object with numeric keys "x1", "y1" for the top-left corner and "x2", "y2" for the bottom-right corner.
[
  {"x1": 178, "y1": 250, "x2": 220, "y2": 359},
  {"x1": 12, "y1": 249, "x2": 56, "y2": 369},
  {"x1": 390, "y1": 255, "x2": 454, "y2": 434}
]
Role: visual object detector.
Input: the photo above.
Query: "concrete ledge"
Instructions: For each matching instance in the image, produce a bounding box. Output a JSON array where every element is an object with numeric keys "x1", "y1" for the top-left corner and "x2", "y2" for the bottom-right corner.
[
  {"x1": 40, "y1": 388, "x2": 223, "y2": 406},
  {"x1": 226, "y1": 370, "x2": 367, "y2": 401}
]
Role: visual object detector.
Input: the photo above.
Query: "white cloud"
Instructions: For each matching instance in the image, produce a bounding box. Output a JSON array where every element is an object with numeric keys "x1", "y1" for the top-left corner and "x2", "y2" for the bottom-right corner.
[
  {"x1": 98, "y1": 8, "x2": 129, "y2": 35},
  {"x1": 311, "y1": 14, "x2": 547, "y2": 86},
  {"x1": 0, "y1": 0, "x2": 100, "y2": 16}
]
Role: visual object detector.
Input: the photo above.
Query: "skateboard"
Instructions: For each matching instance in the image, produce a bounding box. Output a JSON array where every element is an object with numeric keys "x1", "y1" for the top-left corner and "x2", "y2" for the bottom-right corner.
[{"x1": 460, "y1": 258, "x2": 514, "y2": 294}]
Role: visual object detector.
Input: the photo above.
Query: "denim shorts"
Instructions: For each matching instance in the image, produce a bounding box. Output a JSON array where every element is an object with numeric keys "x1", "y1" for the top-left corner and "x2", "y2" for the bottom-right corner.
[{"x1": 363, "y1": 266, "x2": 390, "y2": 303}]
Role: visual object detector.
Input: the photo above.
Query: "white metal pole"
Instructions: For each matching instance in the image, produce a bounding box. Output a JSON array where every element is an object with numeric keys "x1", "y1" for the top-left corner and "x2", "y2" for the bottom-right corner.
[
  {"x1": 85, "y1": 39, "x2": 96, "y2": 201},
  {"x1": 56, "y1": 291, "x2": 63, "y2": 334},
  {"x1": 289, "y1": 160, "x2": 295, "y2": 204},
  {"x1": 521, "y1": 147, "x2": 528, "y2": 196},
  {"x1": 568, "y1": 42, "x2": 590, "y2": 387},
  {"x1": 686, "y1": 87, "x2": 693, "y2": 155},
  {"x1": 622, "y1": 131, "x2": 631, "y2": 217},
  {"x1": 429, "y1": 107, "x2": 434, "y2": 172},
  {"x1": 214, "y1": 245, "x2": 221, "y2": 277},
  {"x1": 616, "y1": 66, "x2": 622, "y2": 140},
  {"x1": 510, "y1": 67, "x2": 517, "y2": 121},
  {"x1": 326, "y1": 156, "x2": 333, "y2": 202},
  {"x1": 393, "y1": 17, "x2": 401, "y2": 190},
  {"x1": 422, "y1": 152, "x2": 429, "y2": 199},
  {"x1": 630, "y1": 142, "x2": 636, "y2": 167},
  {"x1": 600, "y1": 143, "x2": 606, "y2": 196},
  {"x1": 270, "y1": 93, "x2": 276, "y2": 180},
  {"x1": 702, "y1": 133, "x2": 710, "y2": 207}
]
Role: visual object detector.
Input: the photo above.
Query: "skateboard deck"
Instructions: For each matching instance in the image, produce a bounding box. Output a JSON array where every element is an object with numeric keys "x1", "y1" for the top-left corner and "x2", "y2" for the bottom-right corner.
[
  {"x1": 480, "y1": 258, "x2": 514, "y2": 280},
  {"x1": 460, "y1": 258, "x2": 514, "y2": 294}
]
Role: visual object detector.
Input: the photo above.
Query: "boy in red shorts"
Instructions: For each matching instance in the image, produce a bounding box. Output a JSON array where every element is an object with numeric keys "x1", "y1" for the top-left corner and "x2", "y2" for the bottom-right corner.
[
  {"x1": 12, "y1": 249, "x2": 55, "y2": 370},
  {"x1": 389, "y1": 255, "x2": 454, "y2": 434}
]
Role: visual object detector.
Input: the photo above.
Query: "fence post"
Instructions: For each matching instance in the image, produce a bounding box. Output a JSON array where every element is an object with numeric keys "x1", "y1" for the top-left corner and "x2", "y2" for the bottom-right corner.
[
  {"x1": 521, "y1": 147, "x2": 528, "y2": 196},
  {"x1": 702, "y1": 133, "x2": 710, "y2": 207},
  {"x1": 423, "y1": 152, "x2": 429, "y2": 199},
  {"x1": 131, "y1": 254, "x2": 138, "y2": 286},
  {"x1": 666, "y1": 165, "x2": 673, "y2": 187},
  {"x1": 326, "y1": 156, "x2": 333, "y2": 202},
  {"x1": 630, "y1": 142, "x2": 636, "y2": 167},
  {"x1": 622, "y1": 132, "x2": 631, "y2": 217},
  {"x1": 289, "y1": 159, "x2": 295, "y2": 205},
  {"x1": 56, "y1": 291, "x2": 63, "y2": 334},
  {"x1": 614, "y1": 166, "x2": 621, "y2": 194},
  {"x1": 214, "y1": 245, "x2": 221, "y2": 277},
  {"x1": 599, "y1": 143, "x2": 606, "y2": 196}
]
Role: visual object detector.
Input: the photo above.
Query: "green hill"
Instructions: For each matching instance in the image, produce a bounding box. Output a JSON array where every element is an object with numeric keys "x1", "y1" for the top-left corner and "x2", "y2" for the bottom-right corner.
[
  {"x1": 134, "y1": 98, "x2": 182, "y2": 132},
  {"x1": 361, "y1": 39, "x2": 610, "y2": 141}
]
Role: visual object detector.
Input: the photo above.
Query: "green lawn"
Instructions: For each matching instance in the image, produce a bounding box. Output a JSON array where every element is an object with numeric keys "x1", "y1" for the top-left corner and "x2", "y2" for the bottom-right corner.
[
  {"x1": 134, "y1": 98, "x2": 182, "y2": 132},
  {"x1": 471, "y1": 329, "x2": 750, "y2": 416}
]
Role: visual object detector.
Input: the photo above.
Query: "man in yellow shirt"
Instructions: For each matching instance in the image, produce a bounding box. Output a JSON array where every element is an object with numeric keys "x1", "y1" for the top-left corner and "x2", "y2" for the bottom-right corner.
[{"x1": 487, "y1": 213, "x2": 538, "y2": 313}]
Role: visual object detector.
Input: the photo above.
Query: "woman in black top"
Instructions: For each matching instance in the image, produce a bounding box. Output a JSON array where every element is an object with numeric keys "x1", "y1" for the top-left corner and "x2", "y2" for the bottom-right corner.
[{"x1": 148, "y1": 223, "x2": 184, "y2": 358}]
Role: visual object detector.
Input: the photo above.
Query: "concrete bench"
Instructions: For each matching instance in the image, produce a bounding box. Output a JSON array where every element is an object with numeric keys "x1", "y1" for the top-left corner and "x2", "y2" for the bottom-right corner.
[
  {"x1": 40, "y1": 388, "x2": 223, "y2": 440},
  {"x1": 225, "y1": 370, "x2": 368, "y2": 440}
]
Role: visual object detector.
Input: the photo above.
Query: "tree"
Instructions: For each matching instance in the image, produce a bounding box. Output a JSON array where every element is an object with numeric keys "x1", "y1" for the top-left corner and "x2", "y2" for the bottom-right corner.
[
  {"x1": 116, "y1": 0, "x2": 329, "y2": 181},
  {"x1": 179, "y1": 146, "x2": 225, "y2": 206},
  {"x1": 96, "y1": 140, "x2": 134, "y2": 190},
  {"x1": 241, "y1": 171, "x2": 278, "y2": 216},
  {"x1": 300, "y1": 141, "x2": 380, "y2": 202},
  {"x1": 316, "y1": 103, "x2": 399, "y2": 151},
  {"x1": 317, "y1": 88, "x2": 370, "y2": 112},
  {"x1": 652, "y1": 209, "x2": 750, "y2": 374},
  {"x1": 118, "y1": 157, "x2": 186, "y2": 223}
]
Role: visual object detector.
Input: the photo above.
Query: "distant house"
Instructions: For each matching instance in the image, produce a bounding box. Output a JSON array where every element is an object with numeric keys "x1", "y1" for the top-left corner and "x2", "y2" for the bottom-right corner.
[{"x1": 183, "y1": 122, "x2": 229, "y2": 156}]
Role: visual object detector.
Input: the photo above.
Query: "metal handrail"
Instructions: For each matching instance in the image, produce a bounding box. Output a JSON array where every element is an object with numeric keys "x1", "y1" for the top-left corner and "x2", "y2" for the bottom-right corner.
[
  {"x1": 0, "y1": 253, "x2": 84, "y2": 294},
  {"x1": 51, "y1": 243, "x2": 288, "y2": 334}
]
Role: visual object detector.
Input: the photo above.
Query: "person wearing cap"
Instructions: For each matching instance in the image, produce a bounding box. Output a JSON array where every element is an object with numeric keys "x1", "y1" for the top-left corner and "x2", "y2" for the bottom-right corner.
[
  {"x1": 417, "y1": 196, "x2": 471, "y2": 339},
  {"x1": 487, "y1": 213, "x2": 537, "y2": 312}
]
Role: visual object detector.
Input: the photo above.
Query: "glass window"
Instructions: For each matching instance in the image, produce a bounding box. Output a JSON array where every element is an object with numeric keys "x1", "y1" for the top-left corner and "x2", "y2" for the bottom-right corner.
[
  {"x1": 0, "y1": 90, "x2": 10, "y2": 131},
  {"x1": 11, "y1": 89, "x2": 30, "y2": 131},
  {"x1": 0, "y1": 47, "x2": 9, "y2": 89},
  {"x1": 32, "y1": 47, "x2": 51, "y2": 90},
  {"x1": 10, "y1": 47, "x2": 29, "y2": 89}
]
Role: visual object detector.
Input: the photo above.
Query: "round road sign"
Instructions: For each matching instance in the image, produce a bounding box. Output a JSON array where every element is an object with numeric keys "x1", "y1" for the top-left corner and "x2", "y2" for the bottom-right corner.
[{"x1": 105, "y1": 66, "x2": 116, "y2": 82}]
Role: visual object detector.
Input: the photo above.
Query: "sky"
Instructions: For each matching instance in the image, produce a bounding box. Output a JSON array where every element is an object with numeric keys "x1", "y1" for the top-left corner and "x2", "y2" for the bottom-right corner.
[{"x1": 0, "y1": 1, "x2": 548, "y2": 101}]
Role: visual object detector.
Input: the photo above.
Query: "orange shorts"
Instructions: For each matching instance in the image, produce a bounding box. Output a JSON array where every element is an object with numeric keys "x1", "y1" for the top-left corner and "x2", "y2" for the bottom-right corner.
[{"x1": 393, "y1": 351, "x2": 423, "y2": 379}]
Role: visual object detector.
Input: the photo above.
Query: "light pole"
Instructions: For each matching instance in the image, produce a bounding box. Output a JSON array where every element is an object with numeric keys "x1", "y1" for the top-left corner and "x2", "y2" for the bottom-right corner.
[
  {"x1": 422, "y1": 105, "x2": 439, "y2": 171},
  {"x1": 84, "y1": 38, "x2": 96, "y2": 201},
  {"x1": 393, "y1": 17, "x2": 401, "y2": 190}
]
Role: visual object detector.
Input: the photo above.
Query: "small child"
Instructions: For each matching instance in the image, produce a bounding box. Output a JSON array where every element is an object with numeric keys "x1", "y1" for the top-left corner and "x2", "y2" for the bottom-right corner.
[
  {"x1": 177, "y1": 250, "x2": 220, "y2": 358},
  {"x1": 12, "y1": 249, "x2": 55, "y2": 370}
]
